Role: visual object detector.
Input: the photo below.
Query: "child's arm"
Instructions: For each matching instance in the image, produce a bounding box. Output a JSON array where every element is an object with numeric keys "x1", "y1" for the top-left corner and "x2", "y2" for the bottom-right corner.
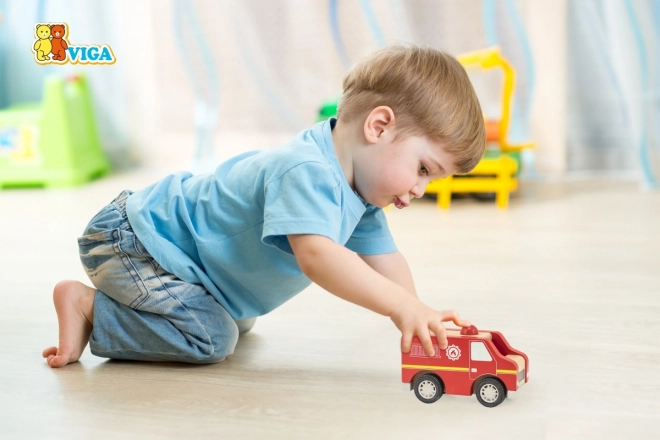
[
  {"x1": 359, "y1": 251, "x2": 418, "y2": 298},
  {"x1": 288, "y1": 234, "x2": 469, "y2": 356}
]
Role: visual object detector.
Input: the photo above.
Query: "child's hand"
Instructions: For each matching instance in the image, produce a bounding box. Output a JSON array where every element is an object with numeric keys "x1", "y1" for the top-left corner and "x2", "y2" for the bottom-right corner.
[{"x1": 389, "y1": 297, "x2": 470, "y2": 357}]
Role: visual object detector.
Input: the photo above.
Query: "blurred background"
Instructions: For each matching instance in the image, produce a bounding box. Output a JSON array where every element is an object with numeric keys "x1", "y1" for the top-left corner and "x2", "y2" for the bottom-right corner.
[{"x1": 0, "y1": 0, "x2": 659, "y2": 192}]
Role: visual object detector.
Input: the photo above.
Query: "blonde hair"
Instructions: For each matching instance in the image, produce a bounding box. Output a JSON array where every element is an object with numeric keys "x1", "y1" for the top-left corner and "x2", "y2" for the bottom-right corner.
[{"x1": 337, "y1": 45, "x2": 486, "y2": 174}]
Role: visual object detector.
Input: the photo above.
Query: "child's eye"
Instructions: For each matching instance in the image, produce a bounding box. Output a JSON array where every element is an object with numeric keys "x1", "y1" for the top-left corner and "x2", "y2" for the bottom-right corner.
[{"x1": 420, "y1": 165, "x2": 429, "y2": 176}]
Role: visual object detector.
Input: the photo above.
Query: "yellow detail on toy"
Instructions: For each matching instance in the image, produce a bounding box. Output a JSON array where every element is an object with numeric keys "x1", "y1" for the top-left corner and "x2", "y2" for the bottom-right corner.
[
  {"x1": 34, "y1": 25, "x2": 52, "y2": 62},
  {"x1": 426, "y1": 47, "x2": 534, "y2": 209},
  {"x1": 427, "y1": 155, "x2": 518, "y2": 209},
  {"x1": 8, "y1": 125, "x2": 40, "y2": 162}
]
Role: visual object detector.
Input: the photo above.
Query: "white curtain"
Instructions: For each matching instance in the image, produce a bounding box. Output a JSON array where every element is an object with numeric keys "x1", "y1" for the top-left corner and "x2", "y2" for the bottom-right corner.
[{"x1": 567, "y1": 0, "x2": 659, "y2": 185}]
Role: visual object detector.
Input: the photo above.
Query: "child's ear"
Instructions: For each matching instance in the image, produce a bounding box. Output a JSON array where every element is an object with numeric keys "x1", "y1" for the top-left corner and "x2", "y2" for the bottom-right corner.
[{"x1": 364, "y1": 106, "x2": 395, "y2": 144}]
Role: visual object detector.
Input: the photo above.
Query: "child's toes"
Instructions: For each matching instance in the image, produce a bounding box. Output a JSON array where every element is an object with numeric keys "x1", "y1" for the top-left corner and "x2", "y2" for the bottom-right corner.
[
  {"x1": 47, "y1": 354, "x2": 68, "y2": 368},
  {"x1": 42, "y1": 346, "x2": 57, "y2": 358},
  {"x1": 42, "y1": 347, "x2": 71, "y2": 368}
]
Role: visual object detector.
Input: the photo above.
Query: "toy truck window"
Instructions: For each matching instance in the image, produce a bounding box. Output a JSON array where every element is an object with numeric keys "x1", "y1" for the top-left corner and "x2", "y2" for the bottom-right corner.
[
  {"x1": 411, "y1": 344, "x2": 440, "y2": 358},
  {"x1": 470, "y1": 341, "x2": 492, "y2": 362}
]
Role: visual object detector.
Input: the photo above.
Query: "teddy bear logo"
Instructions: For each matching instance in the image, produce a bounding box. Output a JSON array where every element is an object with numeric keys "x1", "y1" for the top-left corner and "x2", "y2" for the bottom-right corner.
[
  {"x1": 33, "y1": 23, "x2": 70, "y2": 63},
  {"x1": 33, "y1": 24, "x2": 52, "y2": 61}
]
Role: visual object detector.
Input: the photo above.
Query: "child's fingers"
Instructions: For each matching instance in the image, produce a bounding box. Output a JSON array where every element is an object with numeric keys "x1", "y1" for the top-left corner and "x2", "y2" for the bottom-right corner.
[
  {"x1": 430, "y1": 323, "x2": 448, "y2": 349},
  {"x1": 417, "y1": 328, "x2": 436, "y2": 357},
  {"x1": 439, "y1": 310, "x2": 470, "y2": 328},
  {"x1": 400, "y1": 331, "x2": 413, "y2": 353}
]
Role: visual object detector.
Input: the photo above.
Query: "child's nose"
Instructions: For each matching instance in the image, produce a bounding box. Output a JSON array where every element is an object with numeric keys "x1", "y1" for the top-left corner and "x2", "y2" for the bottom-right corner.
[{"x1": 410, "y1": 185, "x2": 424, "y2": 199}]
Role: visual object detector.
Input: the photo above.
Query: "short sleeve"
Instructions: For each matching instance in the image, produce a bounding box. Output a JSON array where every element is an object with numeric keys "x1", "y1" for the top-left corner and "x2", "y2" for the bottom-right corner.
[
  {"x1": 262, "y1": 162, "x2": 342, "y2": 254},
  {"x1": 345, "y1": 205, "x2": 397, "y2": 255}
]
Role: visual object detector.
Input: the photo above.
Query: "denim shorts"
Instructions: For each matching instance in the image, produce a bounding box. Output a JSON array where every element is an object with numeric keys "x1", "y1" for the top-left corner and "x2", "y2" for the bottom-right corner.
[{"x1": 78, "y1": 190, "x2": 239, "y2": 363}]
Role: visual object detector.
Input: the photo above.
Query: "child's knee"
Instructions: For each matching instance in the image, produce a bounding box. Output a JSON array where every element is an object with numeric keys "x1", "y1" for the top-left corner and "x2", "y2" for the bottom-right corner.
[
  {"x1": 234, "y1": 317, "x2": 257, "y2": 334},
  {"x1": 201, "y1": 318, "x2": 239, "y2": 362}
]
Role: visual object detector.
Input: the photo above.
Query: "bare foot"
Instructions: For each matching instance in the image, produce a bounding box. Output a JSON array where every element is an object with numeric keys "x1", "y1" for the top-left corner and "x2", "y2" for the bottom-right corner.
[{"x1": 42, "y1": 280, "x2": 95, "y2": 368}]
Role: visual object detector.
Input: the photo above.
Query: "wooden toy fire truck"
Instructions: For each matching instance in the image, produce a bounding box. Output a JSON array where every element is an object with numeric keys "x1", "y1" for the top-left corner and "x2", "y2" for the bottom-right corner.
[{"x1": 402, "y1": 325, "x2": 528, "y2": 408}]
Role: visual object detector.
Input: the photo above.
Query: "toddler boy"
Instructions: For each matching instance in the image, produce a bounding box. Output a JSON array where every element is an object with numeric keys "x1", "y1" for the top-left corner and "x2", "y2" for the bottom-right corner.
[{"x1": 43, "y1": 45, "x2": 486, "y2": 367}]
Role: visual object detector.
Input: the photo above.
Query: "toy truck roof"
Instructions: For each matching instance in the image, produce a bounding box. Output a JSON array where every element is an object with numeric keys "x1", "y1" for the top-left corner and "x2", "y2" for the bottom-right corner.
[
  {"x1": 417, "y1": 325, "x2": 528, "y2": 371},
  {"x1": 445, "y1": 329, "x2": 492, "y2": 340}
]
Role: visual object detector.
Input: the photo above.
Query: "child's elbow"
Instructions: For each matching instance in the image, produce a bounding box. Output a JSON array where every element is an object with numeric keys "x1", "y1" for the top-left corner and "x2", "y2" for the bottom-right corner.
[
  {"x1": 292, "y1": 245, "x2": 318, "y2": 278},
  {"x1": 295, "y1": 253, "x2": 316, "y2": 278},
  {"x1": 288, "y1": 234, "x2": 327, "y2": 278}
]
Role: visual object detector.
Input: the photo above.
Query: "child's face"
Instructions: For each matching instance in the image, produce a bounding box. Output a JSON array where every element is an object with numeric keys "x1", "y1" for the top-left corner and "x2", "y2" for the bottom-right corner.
[{"x1": 354, "y1": 134, "x2": 457, "y2": 209}]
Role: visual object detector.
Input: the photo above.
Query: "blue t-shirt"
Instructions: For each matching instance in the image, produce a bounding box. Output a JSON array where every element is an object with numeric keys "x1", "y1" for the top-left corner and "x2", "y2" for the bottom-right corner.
[{"x1": 126, "y1": 119, "x2": 397, "y2": 319}]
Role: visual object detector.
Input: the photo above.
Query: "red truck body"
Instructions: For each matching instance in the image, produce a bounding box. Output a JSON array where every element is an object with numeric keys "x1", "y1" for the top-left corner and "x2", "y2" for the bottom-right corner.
[{"x1": 401, "y1": 326, "x2": 528, "y2": 407}]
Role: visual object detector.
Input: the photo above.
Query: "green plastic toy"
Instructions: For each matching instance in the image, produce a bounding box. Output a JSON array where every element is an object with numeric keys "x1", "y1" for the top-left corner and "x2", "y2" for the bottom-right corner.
[
  {"x1": 0, "y1": 74, "x2": 109, "y2": 189},
  {"x1": 316, "y1": 97, "x2": 339, "y2": 123}
]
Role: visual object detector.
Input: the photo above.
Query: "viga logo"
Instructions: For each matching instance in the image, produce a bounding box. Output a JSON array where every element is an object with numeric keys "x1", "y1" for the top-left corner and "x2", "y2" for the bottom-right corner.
[{"x1": 32, "y1": 23, "x2": 116, "y2": 65}]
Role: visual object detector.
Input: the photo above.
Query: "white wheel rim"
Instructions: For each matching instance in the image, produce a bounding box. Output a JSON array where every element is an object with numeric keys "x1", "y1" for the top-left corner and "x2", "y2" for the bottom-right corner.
[
  {"x1": 480, "y1": 383, "x2": 499, "y2": 403},
  {"x1": 418, "y1": 380, "x2": 437, "y2": 399}
]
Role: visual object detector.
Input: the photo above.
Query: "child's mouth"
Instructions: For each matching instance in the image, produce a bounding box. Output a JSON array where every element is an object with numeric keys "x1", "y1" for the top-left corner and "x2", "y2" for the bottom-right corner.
[{"x1": 394, "y1": 197, "x2": 408, "y2": 209}]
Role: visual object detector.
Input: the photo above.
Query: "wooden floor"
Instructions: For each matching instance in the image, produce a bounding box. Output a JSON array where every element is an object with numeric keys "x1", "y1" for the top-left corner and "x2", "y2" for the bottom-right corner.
[{"x1": 1, "y1": 171, "x2": 659, "y2": 439}]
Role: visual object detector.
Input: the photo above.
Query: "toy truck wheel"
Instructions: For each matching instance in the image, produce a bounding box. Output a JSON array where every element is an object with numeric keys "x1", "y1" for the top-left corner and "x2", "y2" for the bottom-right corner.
[
  {"x1": 475, "y1": 378, "x2": 506, "y2": 408},
  {"x1": 413, "y1": 374, "x2": 443, "y2": 404}
]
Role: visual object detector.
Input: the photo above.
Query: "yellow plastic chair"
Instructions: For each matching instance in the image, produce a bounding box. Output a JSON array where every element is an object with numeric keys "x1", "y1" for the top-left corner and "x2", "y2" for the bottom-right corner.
[{"x1": 427, "y1": 47, "x2": 534, "y2": 209}]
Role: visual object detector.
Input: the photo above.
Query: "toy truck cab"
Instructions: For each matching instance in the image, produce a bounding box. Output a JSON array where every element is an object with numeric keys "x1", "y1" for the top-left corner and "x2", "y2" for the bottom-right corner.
[{"x1": 402, "y1": 325, "x2": 528, "y2": 407}]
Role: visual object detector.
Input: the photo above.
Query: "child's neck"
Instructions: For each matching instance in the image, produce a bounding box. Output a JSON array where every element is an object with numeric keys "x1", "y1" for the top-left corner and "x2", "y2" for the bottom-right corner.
[{"x1": 331, "y1": 119, "x2": 360, "y2": 191}]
